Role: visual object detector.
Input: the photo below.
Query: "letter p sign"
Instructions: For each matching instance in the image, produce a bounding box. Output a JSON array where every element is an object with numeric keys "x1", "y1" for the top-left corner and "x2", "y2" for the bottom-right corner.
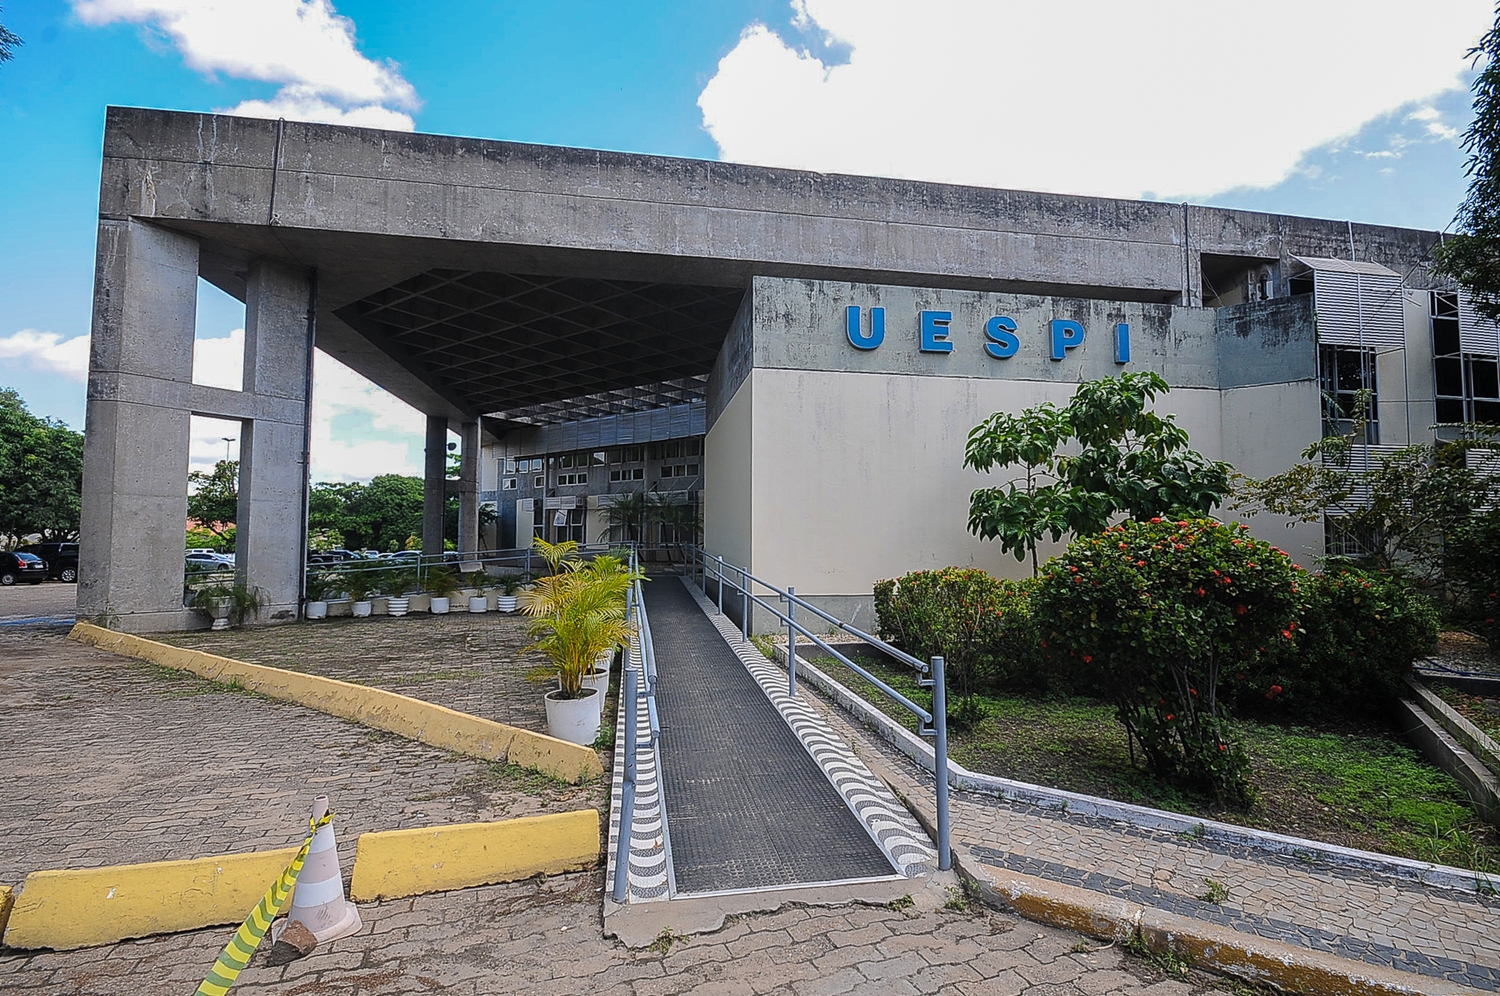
[{"x1": 1050, "y1": 319, "x2": 1085, "y2": 361}]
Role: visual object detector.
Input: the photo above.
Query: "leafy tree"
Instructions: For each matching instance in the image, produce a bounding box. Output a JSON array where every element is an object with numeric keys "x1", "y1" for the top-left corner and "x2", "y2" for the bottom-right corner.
[
  {"x1": 186, "y1": 460, "x2": 239, "y2": 542},
  {"x1": 964, "y1": 372, "x2": 1232, "y2": 572},
  {"x1": 1434, "y1": 13, "x2": 1500, "y2": 316},
  {"x1": 0, "y1": 8, "x2": 22, "y2": 65},
  {"x1": 0, "y1": 388, "x2": 84, "y2": 546},
  {"x1": 345, "y1": 474, "x2": 425, "y2": 552},
  {"x1": 1233, "y1": 393, "x2": 1497, "y2": 583},
  {"x1": 602, "y1": 492, "x2": 648, "y2": 543}
]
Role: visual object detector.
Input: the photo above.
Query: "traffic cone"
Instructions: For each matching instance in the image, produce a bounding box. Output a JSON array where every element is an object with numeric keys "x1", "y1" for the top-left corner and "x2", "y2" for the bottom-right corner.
[{"x1": 269, "y1": 795, "x2": 361, "y2": 961}]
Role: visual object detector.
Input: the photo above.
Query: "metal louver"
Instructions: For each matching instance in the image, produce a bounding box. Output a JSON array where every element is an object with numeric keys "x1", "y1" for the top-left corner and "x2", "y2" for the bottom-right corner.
[
  {"x1": 1294, "y1": 256, "x2": 1405, "y2": 350},
  {"x1": 1458, "y1": 291, "x2": 1500, "y2": 356},
  {"x1": 1324, "y1": 444, "x2": 1404, "y2": 512}
]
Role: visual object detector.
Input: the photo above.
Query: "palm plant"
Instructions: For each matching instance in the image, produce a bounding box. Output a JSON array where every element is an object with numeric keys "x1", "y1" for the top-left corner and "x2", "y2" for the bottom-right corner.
[
  {"x1": 522, "y1": 553, "x2": 643, "y2": 698},
  {"x1": 602, "y1": 492, "x2": 649, "y2": 544},
  {"x1": 532, "y1": 536, "x2": 581, "y2": 575}
]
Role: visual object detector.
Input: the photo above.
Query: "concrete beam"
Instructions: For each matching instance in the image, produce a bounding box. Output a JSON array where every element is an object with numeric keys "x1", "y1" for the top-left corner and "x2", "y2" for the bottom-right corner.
[{"x1": 78, "y1": 219, "x2": 199, "y2": 632}]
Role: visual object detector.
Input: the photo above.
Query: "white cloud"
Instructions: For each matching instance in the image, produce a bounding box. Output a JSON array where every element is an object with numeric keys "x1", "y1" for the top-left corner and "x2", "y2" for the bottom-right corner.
[
  {"x1": 0, "y1": 330, "x2": 91, "y2": 382},
  {"x1": 308, "y1": 350, "x2": 425, "y2": 482},
  {"x1": 192, "y1": 329, "x2": 244, "y2": 390},
  {"x1": 699, "y1": 1, "x2": 1493, "y2": 200},
  {"x1": 73, "y1": 0, "x2": 418, "y2": 130}
]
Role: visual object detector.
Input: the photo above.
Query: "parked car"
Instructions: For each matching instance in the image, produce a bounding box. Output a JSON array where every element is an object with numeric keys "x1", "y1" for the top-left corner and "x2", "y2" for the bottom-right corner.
[
  {"x1": 0, "y1": 551, "x2": 49, "y2": 585},
  {"x1": 185, "y1": 551, "x2": 234, "y2": 573},
  {"x1": 18, "y1": 542, "x2": 79, "y2": 583}
]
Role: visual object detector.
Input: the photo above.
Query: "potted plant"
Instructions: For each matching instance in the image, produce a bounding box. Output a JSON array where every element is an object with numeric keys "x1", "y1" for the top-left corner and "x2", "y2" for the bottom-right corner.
[
  {"x1": 385, "y1": 567, "x2": 415, "y2": 617},
  {"x1": 495, "y1": 574, "x2": 523, "y2": 613},
  {"x1": 523, "y1": 548, "x2": 641, "y2": 744},
  {"x1": 463, "y1": 571, "x2": 490, "y2": 613},
  {"x1": 343, "y1": 568, "x2": 376, "y2": 618},
  {"x1": 304, "y1": 570, "x2": 339, "y2": 620},
  {"x1": 190, "y1": 581, "x2": 265, "y2": 631},
  {"x1": 425, "y1": 566, "x2": 460, "y2": 614}
]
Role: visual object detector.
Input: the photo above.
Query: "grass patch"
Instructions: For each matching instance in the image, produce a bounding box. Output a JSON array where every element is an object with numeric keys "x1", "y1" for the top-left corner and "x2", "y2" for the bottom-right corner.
[{"x1": 805, "y1": 653, "x2": 1500, "y2": 870}]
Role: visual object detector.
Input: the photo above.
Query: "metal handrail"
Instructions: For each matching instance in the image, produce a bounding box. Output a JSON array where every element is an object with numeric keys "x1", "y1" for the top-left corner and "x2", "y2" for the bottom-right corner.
[
  {"x1": 689, "y1": 546, "x2": 951, "y2": 871},
  {"x1": 612, "y1": 546, "x2": 660, "y2": 901}
]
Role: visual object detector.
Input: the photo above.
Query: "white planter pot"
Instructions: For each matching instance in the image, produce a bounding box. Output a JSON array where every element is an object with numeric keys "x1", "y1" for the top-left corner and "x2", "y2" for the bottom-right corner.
[
  {"x1": 430, "y1": 596, "x2": 451, "y2": 614},
  {"x1": 387, "y1": 596, "x2": 410, "y2": 617},
  {"x1": 468, "y1": 596, "x2": 488, "y2": 613},
  {"x1": 352, "y1": 600, "x2": 372, "y2": 618},
  {"x1": 583, "y1": 669, "x2": 609, "y2": 714},
  {"x1": 495, "y1": 594, "x2": 519, "y2": 613},
  {"x1": 305, "y1": 600, "x2": 328, "y2": 620},
  {"x1": 544, "y1": 688, "x2": 601, "y2": 745},
  {"x1": 595, "y1": 648, "x2": 616, "y2": 669},
  {"x1": 209, "y1": 600, "x2": 232, "y2": 631}
]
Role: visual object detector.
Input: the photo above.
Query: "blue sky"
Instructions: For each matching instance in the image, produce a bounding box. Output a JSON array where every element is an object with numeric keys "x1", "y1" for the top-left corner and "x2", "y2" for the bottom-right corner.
[{"x1": 0, "y1": 1, "x2": 1493, "y2": 479}]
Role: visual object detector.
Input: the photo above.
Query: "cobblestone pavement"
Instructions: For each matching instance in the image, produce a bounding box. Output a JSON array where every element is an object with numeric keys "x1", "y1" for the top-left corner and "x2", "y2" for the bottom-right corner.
[
  {"x1": 0, "y1": 626, "x2": 603, "y2": 885},
  {"x1": 789, "y1": 653, "x2": 1500, "y2": 993},
  {"x1": 158, "y1": 611, "x2": 550, "y2": 732},
  {"x1": 0, "y1": 581, "x2": 75, "y2": 623},
  {"x1": 3, "y1": 869, "x2": 1241, "y2": 995}
]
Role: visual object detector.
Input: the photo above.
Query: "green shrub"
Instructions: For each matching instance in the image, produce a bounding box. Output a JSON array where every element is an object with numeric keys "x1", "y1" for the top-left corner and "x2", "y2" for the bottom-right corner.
[
  {"x1": 1244, "y1": 568, "x2": 1439, "y2": 717},
  {"x1": 873, "y1": 568, "x2": 1043, "y2": 706},
  {"x1": 1450, "y1": 508, "x2": 1500, "y2": 654},
  {"x1": 1033, "y1": 518, "x2": 1302, "y2": 805}
]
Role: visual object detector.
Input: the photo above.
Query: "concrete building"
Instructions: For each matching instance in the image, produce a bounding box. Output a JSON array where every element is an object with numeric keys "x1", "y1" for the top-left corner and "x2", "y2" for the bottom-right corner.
[{"x1": 80, "y1": 107, "x2": 1497, "y2": 632}]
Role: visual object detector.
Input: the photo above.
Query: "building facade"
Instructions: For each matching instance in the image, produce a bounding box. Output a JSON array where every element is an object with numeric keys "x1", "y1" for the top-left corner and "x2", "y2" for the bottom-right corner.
[{"x1": 79, "y1": 107, "x2": 1496, "y2": 631}]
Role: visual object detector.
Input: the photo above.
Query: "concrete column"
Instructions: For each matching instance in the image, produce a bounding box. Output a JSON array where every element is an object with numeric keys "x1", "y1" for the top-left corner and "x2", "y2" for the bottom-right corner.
[
  {"x1": 457, "y1": 420, "x2": 480, "y2": 554},
  {"x1": 422, "y1": 415, "x2": 448, "y2": 556},
  {"x1": 78, "y1": 220, "x2": 199, "y2": 632},
  {"x1": 235, "y1": 257, "x2": 313, "y2": 622}
]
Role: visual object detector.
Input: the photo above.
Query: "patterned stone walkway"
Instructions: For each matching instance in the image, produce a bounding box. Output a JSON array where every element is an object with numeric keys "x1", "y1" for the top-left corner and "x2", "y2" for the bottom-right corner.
[
  {"x1": 787, "y1": 650, "x2": 1500, "y2": 993},
  {"x1": 158, "y1": 610, "x2": 550, "y2": 732}
]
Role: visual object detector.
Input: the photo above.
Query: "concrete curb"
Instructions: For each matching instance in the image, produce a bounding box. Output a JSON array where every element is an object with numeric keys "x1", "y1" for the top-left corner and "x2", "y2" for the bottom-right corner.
[
  {"x1": 68, "y1": 621, "x2": 602, "y2": 784},
  {"x1": 786, "y1": 648, "x2": 1494, "y2": 895},
  {"x1": 1395, "y1": 697, "x2": 1500, "y2": 827},
  {"x1": 2, "y1": 847, "x2": 300, "y2": 951},
  {"x1": 2, "y1": 811, "x2": 602, "y2": 952},
  {"x1": 1408, "y1": 678, "x2": 1500, "y2": 780},
  {"x1": 0, "y1": 886, "x2": 13, "y2": 943},
  {"x1": 349, "y1": 810, "x2": 600, "y2": 901}
]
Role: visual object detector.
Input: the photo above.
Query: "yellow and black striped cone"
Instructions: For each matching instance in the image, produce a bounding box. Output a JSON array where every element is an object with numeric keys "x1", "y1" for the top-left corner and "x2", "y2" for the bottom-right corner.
[{"x1": 273, "y1": 795, "x2": 361, "y2": 949}]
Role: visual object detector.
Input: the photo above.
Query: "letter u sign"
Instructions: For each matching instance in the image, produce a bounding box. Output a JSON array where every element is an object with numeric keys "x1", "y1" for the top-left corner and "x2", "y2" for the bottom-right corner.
[{"x1": 846, "y1": 306, "x2": 885, "y2": 350}]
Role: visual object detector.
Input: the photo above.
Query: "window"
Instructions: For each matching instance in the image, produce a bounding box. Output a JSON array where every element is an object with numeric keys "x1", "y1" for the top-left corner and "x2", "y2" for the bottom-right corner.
[
  {"x1": 1318, "y1": 345, "x2": 1378, "y2": 442},
  {"x1": 1324, "y1": 516, "x2": 1379, "y2": 562},
  {"x1": 502, "y1": 478, "x2": 517, "y2": 491},
  {"x1": 609, "y1": 467, "x2": 644, "y2": 482},
  {"x1": 534, "y1": 475, "x2": 545, "y2": 488},
  {"x1": 504, "y1": 457, "x2": 516, "y2": 473},
  {"x1": 592, "y1": 451, "x2": 607, "y2": 466},
  {"x1": 1432, "y1": 291, "x2": 1500, "y2": 425},
  {"x1": 660, "y1": 463, "x2": 701, "y2": 479},
  {"x1": 557, "y1": 472, "x2": 586, "y2": 486},
  {"x1": 609, "y1": 446, "x2": 644, "y2": 465},
  {"x1": 559, "y1": 454, "x2": 574, "y2": 469}
]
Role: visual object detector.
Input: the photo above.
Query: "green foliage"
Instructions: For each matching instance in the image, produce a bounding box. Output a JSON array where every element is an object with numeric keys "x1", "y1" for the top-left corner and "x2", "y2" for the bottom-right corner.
[
  {"x1": 1450, "y1": 508, "x2": 1500, "y2": 653},
  {"x1": 186, "y1": 525, "x2": 233, "y2": 552},
  {"x1": 308, "y1": 475, "x2": 425, "y2": 553},
  {"x1": 0, "y1": 388, "x2": 84, "y2": 546},
  {"x1": 1434, "y1": 13, "x2": 1500, "y2": 317},
  {"x1": 423, "y1": 566, "x2": 460, "y2": 598},
  {"x1": 1235, "y1": 404, "x2": 1496, "y2": 583},
  {"x1": 186, "y1": 459, "x2": 239, "y2": 541},
  {"x1": 872, "y1": 568, "x2": 1042, "y2": 706},
  {"x1": 522, "y1": 553, "x2": 642, "y2": 698},
  {"x1": 0, "y1": 8, "x2": 22, "y2": 65},
  {"x1": 189, "y1": 581, "x2": 264, "y2": 626},
  {"x1": 1244, "y1": 569, "x2": 1439, "y2": 718},
  {"x1": 1032, "y1": 518, "x2": 1302, "y2": 805},
  {"x1": 965, "y1": 373, "x2": 1231, "y2": 572},
  {"x1": 303, "y1": 570, "x2": 341, "y2": 602}
]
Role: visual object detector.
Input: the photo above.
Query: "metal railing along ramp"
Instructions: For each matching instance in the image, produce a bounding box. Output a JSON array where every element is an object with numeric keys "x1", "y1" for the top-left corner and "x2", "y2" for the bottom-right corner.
[{"x1": 605, "y1": 552, "x2": 936, "y2": 941}]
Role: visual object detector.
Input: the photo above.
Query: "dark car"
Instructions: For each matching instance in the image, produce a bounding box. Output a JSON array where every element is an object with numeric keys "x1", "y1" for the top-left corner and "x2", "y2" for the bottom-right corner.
[
  {"x1": 0, "y1": 551, "x2": 49, "y2": 585},
  {"x1": 18, "y1": 542, "x2": 79, "y2": 583}
]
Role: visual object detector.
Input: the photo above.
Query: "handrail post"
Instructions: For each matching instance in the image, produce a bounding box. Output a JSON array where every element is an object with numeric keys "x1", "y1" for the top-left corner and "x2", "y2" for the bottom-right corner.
[
  {"x1": 931, "y1": 655, "x2": 951, "y2": 871},
  {"x1": 787, "y1": 585, "x2": 797, "y2": 697},
  {"x1": 740, "y1": 566, "x2": 749, "y2": 642},
  {"x1": 716, "y1": 555, "x2": 724, "y2": 615}
]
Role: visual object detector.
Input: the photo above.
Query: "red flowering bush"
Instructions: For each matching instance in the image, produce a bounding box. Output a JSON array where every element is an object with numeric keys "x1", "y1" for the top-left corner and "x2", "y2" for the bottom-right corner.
[
  {"x1": 873, "y1": 568, "x2": 1042, "y2": 713},
  {"x1": 1032, "y1": 518, "x2": 1302, "y2": 805},
  {"x1": 1242, "y1": 568, "x2": 1438, "y2": 717}
]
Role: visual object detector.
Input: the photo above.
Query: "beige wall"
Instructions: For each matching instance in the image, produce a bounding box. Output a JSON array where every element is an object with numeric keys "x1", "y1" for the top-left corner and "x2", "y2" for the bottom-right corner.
[
  {"x1": 713, "y1": 367, "x2": 1321, "y2": 600},
  {"x1": 704, "y1": 376, "x2": 754, "y2": 571},
  {"x1": 1219, "y1": 380, "x2": 1324, "y2": 566}
]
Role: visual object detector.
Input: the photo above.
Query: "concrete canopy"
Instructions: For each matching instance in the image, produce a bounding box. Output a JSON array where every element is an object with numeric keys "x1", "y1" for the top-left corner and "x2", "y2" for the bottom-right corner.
[{"x1": 100, "y1": 106, "x2": 1441, "y2": 429}]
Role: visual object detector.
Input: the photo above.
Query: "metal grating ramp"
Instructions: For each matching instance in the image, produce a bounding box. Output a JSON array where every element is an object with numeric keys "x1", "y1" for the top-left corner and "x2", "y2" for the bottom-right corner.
[{"x1": 645, "y1": 580, "x2": 896, "y2": 894}]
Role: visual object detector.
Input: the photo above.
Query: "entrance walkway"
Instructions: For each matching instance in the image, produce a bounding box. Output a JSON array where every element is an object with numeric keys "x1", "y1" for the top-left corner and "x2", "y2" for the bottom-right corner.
[{"x1": 644, "y1": 580, "x2": 895, "y2": 894}]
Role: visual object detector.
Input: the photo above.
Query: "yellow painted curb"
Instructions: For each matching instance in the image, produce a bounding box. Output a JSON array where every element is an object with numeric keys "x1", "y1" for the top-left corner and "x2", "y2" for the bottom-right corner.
[
  {"x1": 349, "y1": 810, "x2": 600, "y2": 901},
  {"x1": 2, "y1": 848, "x2": 298, "y2": 951},
  {"x1": 69, "y1": 622, "x2": 602, "y2": 784},
  {"x1": 0, "y1": 885, "x2": 14, "y2": 942}
]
